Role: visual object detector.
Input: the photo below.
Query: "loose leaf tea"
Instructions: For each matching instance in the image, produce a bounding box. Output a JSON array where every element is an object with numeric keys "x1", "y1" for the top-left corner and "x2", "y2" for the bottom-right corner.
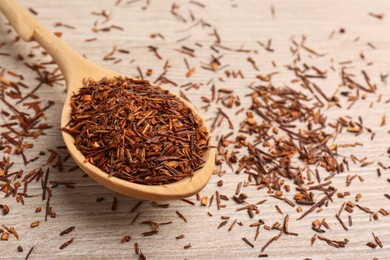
[
  {"x1": 1, "y1": 1, "x2": 389, "y2": 259},
  {"x1": 62, "y1": 77, "x2": 209, "y2": 185}
]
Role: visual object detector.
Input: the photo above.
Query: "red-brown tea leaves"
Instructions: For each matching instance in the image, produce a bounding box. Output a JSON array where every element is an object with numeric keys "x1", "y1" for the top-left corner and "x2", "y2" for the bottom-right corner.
[{"x1": 62, "y1": 77, "x2": 209, "y2": 185}]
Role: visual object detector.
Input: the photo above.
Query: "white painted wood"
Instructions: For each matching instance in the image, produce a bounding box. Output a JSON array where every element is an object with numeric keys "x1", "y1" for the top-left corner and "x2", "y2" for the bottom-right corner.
[{"x1": 0, "y1": 0, "x2": 389, "y2": 259}]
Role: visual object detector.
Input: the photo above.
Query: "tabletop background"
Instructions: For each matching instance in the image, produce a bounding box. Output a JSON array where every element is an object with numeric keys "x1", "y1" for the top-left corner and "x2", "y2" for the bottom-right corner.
[{"x1": 0, "y1": 0, "x2": 389, "y2": 259}]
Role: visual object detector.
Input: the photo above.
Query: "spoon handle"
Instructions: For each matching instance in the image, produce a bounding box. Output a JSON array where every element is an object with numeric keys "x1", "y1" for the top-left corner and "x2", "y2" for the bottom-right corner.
[{"x1": 0, "y1": 0, "x2": 93, "y2": 84}]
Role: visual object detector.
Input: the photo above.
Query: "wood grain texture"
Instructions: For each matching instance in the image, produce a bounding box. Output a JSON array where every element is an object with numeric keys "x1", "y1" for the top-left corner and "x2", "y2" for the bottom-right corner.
[{"x1": 0, "y1": 0, "x2": 389, "y2": 259}]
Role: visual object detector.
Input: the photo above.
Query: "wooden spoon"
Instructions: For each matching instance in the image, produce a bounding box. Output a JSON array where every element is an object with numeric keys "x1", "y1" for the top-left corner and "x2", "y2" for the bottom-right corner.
[{"x1": 0, "y1": 0, "x2": 215, "y2": 200}]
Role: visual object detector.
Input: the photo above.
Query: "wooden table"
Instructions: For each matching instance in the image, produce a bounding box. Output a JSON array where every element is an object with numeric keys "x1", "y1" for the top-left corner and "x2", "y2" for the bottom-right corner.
[{"x1": 1, "y1": 0, "x2": 389, "y2": 259}]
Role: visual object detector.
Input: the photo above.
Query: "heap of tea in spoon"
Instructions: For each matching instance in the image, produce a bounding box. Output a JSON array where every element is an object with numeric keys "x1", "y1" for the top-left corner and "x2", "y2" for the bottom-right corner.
[{"x1": 62, "y1": 77, "x2": 209, "y2": 185}]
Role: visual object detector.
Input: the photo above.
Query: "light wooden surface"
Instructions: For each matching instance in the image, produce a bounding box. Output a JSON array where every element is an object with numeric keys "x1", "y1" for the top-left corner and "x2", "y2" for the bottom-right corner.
[{"x1": 0, "y1": 0, "x2": 389, "y2": 259}]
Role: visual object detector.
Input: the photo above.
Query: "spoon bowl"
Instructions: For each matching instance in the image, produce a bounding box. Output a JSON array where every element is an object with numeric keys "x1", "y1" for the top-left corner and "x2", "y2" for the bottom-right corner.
[{"x1": 0, "y1": 0, "x2": 215, "y2": 200}]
